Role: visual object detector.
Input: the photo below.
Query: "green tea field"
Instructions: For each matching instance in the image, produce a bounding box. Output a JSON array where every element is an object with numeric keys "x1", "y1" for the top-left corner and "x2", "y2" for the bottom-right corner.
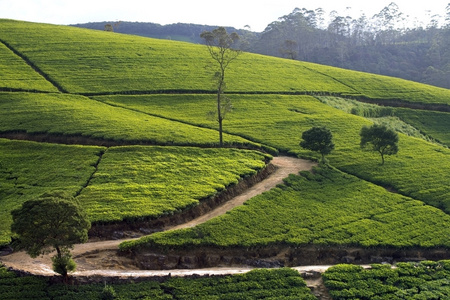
[
  {"x1": 0, "y1": 265, "x2": 317, "y2": 299},
  {"x1": 0, "y1": 18, "x2": 449, "y2": 299}
]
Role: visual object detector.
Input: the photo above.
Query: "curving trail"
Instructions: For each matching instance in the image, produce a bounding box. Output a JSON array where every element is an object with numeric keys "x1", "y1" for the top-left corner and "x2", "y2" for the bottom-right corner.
[{"x1": 1, "y1": 156, "x2": 317, "y2": 277}]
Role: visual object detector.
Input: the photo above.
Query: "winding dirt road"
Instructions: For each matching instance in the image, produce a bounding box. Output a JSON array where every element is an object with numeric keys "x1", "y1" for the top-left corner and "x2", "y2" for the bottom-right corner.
[{"x1": 1, "y1": 156, "x2": 317, "y2": 277}]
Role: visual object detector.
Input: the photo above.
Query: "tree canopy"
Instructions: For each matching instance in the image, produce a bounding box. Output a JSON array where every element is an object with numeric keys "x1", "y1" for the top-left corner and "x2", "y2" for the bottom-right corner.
[
  {"x1": 11, "y1": 196, "x2": 91, "y2": 278},
  {"x1": 300, "y1": 126, "x2": 335, "y2": 163},
  {"x1": 360, "y1": 124, "x2": 399, "y2": 165}
]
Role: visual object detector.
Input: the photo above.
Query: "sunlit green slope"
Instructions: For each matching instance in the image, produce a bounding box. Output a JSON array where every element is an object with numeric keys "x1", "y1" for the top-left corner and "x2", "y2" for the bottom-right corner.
[
  {"x1": 96, "y1": 94, "x2": 450, "y2": 213},
  {"x1": 1, "y1": 19, "x2": 449, "y2": 107},
  {"x1": 0, "y1": 41, "x2": 57, "y2": 92},
  {"x1": 0, "y1": 139, "x2": 269, "y2": 245},
  {"x1": 0, "y1": 92, "x2": 259, "y2": 148},
  {"x1": 0, "y1": 19, "x2": 449, "y2": 251}
]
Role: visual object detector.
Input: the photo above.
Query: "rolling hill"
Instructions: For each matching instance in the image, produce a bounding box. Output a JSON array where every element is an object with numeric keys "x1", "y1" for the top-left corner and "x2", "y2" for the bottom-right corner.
[{"x1": 0, "y1": 19, "x2": 449, "y2": 256}]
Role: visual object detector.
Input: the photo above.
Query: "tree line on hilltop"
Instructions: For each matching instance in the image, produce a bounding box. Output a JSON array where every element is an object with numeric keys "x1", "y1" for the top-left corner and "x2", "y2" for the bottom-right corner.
[{"x1": 74, "y1": 2, "x2": 450, "y2": 89}]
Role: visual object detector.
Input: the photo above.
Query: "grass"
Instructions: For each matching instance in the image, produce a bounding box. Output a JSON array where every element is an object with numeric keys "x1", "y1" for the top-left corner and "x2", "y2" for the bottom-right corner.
[
  {"x1": 0, "y1": 139, "x2": 103, "y2": 245},
  {"x1": 0, "y1": 265, "x2": 316, "y2": 299},
  {"x1": 77, "y1": 146, "x2": 270, "y2": 223},
  {"x1": 120, "y1": 166, "x2": 450, "y2": 251},
  {"x1": 323, "y1": 260, "x2": 450, "y2": 299},
  {"x1": 1, "y1": 19, "x2": 450, "y2": 109},
  {"x1": 0, "y1": 19, "x2": 449, "y2": 257},
  {"x1": 0, "y1": 92, "x2": 259, "y2": 148},
  {"x1": 0, "y1": 41, "x2": 58, "y2": 92},
  {"x1": 97, "y1": 94, "x2": 450, "y2": 213},
  {"x1": 308, "y1": 63, "x2": 450, "y2": 105},
  {"x1": 318, "y1": 96, "x2": 450, "y2": 146},
  {"x1": 0, "y1": 140, "x2": 269, "y2": 244},
  {"x1": 395, "y1": 108, "x2": 450, "y2": 146}
]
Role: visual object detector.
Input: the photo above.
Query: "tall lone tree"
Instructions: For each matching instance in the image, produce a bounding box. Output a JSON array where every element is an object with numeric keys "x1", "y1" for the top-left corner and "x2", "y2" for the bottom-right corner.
[
  {"x1": 360, "y1": 124, "x2": 399, "y2": 165},
  {"x1": 300, "y1": 126, "x2": 335, "y2": 163},
  {"x1": 11, "y1": 196, "x2": 91, "y2": 281},
  {"x1": 200, "y1": 27, "x2": 241, "y2": 147}
]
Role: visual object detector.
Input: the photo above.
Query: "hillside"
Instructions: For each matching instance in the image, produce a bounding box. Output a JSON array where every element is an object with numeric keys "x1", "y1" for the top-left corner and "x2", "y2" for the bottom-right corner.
[
  {"x1": 73, "y1": 5, "x2": 450, "y2": 90},
  {"x1": 0, "y1": 18, "x2": 449, "y2": 261}
]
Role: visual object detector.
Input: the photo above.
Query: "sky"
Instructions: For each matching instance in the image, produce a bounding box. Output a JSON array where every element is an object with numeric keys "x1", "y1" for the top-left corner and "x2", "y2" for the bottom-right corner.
[{"x1": 0, "y1": 0, "x2": 448, "y2": 32}]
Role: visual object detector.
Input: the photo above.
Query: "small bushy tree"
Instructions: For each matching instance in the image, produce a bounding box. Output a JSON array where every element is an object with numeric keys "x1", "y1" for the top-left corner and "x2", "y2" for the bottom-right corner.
[
  {"x1": 101, "y1": 284, "x2": 117, "y2": 300},
  {"x1": 300, "y1": 126, "x2": 335, "y2": 163},
  {"x1": 11, "y1": 196, "x2": 91, "y2": 281},
  {"x1": 51, "y1": 248, "x2": 76, "y2": 278},
  {"x1": 360, "y1": 124, "x2": 399, "y2": 165}
]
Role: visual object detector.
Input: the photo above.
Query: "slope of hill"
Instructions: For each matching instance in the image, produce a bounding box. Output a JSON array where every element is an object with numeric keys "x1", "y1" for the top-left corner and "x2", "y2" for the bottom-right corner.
[
  {"x1": 0, "y1": 19, "x2": 449, "y2": 258},
  {"x1": 2, "y1": 19, "x2": 450, "y2": 107},
  {"x1": 73, "y1": 13, "x2": 450, "y2": 90}
]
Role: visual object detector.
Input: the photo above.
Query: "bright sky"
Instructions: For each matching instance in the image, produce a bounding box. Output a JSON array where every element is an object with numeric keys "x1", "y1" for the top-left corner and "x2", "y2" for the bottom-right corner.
[{"x1": 0, "y1": 0, "x2": 448, "y2": 31}]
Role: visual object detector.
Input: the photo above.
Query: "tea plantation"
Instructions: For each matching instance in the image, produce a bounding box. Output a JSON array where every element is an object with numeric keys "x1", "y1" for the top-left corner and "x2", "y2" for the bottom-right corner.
[
  {"x1": 323, "y1": 260, "x2": 450, "y2": 299},
  {"x1": 121, "y1": 166, "x2": 450, "y2": 250},
  {"x1": 0, "y1": 266, "x2": 316, "y2": 299},
  {"x1": 0, "y1": 19, "x2": 449, "y2": 298}
]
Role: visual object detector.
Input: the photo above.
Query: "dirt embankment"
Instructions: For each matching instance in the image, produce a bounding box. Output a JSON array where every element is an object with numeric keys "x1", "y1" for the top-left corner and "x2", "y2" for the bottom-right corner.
[{"x1": 127, "y1": 245, "x2": 449, "y2": 271}]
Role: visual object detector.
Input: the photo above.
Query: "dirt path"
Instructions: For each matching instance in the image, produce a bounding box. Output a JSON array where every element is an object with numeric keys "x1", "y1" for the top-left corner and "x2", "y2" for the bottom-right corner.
[{"x1": 0, "y1": 156, "x2": 317, "y2": 277}]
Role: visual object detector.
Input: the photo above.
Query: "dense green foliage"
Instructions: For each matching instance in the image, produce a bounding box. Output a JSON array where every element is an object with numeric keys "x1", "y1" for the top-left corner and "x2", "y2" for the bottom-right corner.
[
  {"x1": 98, "y1": 94, "x2": 450, "y2": 213},
  {"x1": 0, "y1": 266, "x2": 315, "y2": 299},
  {"x1": 318, "y1": 96, "x2": 450, "y2": 146},
  {"x1": 1, "y1": 19, "x2": 449, "y2": 107},
  {"x1": 0, "y1": 265, "x2": 49, "y2": 299},
  {"x1": 77, "y1": 146, "x2": 269, "y2": 222},
  {"x1": 11, "y1": 197, "x2": 90, "y2": 257},
  {"x1": 95, "y1": 94, "x2": 371, "y2": 153},
  {"x1": 163, "y1": 268, "x2": 316, "y2": 299},
  {"x1": 0, "y1": 92, "x2": 258, "y2": 148},
  {"x1": 323, "y1": 260, "x2": 450, "y2": 299},
  {"x1": 360, "y1": 124, "x2": 399, "y2": 165},
  {"x1": 76, "y1": 4, "x2": 450, "y2": 90},
  {"x1": 0, "y1": 42, "x2": 57, "y2": 92},
  {"x1": 11, "y1": 197, "x2": 90, "y2": 278},
  {"x1": 395, "y1": 108, "x2": 450, "y2": 146},
  {"x1": 307, "y1": 63, "x2": 450, "y2": 105},
  {"x1": 0, "y1": 19, "x2": 348, "y2": 95},
  {"x1": 47, "y1": 281, "x2": 171, "y2": 300},
  {"x1": 121, "y1": 166, "x2": 450, "y2": 250},
  {"x1": 0, "y1": 140, "x2": 268, "y2": 244},
  {"x1": 0, "y1": 19, "x2": 449, "y2": 263},
  {"x1": 253, "y1": 5, "x2": 450, "y2": 89},
  {"x1": 332, "y1": 136, "x2": 450, "y2": 214},
  {"x1": 0, "y1": 139, "x2": 102, "y2": 245},
  {"x1": 300, "y1": 126, "x2": 334, "y2": 162}
]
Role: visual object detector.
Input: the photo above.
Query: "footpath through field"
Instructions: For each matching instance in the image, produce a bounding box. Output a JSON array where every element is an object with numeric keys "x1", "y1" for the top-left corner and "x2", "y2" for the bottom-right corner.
[{"x1": 1, "y1": 156, "x2": 318, "y2": 277}]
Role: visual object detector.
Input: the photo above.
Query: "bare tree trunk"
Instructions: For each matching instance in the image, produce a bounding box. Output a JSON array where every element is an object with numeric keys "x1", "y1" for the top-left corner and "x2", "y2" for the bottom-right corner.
[
  {"x1": 217, "y1": 68, "x2": 225, "y2": 147},
  {"x1": 217, "y1": 90, "x2": 223, "y2": 147}
]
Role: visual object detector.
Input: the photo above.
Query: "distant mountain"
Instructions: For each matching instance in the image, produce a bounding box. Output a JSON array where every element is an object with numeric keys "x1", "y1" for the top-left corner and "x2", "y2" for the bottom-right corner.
[{"x1": 72, "y1": 21, "x2": 256, "y2": 44}]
